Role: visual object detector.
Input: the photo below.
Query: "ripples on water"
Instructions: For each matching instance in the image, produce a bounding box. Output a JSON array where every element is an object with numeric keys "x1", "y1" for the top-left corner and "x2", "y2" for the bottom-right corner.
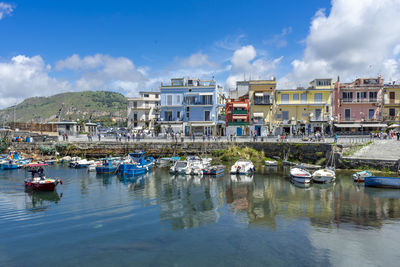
[{"x1": 0, "y1": 165, "x2": 400, "y2": 266}]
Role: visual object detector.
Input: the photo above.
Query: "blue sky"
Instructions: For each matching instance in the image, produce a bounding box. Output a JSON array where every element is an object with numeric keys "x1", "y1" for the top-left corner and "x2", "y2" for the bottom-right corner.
[{"x1": 1, "y1": 0, "x2": 400, "y2": 107}]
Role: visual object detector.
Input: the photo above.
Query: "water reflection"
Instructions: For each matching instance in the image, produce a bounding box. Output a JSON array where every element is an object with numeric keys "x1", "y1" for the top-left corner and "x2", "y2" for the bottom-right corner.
[{"x1": 25, "y1": 190, "x2": 62, "y2": 211}]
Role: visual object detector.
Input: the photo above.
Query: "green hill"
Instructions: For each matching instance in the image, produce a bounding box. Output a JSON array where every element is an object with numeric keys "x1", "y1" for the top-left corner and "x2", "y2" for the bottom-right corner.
[{"x1": 0, "y1": 91, "x2": 128, "y2": 125}]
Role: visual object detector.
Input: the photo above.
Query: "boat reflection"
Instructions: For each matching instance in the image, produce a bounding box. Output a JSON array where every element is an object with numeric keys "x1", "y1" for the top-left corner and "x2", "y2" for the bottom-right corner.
[
  {"x1": 25, "y1": 190, "x2": 62, "y2": 211},
  {"x1": 230, "y1": 174, "x2": 254, "y2": 183}
]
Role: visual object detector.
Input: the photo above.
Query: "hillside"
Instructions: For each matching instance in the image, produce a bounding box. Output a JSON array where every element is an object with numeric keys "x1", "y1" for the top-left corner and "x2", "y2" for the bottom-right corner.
[{"x1": 0, "y1": 91, "x2": 127, "y2": 125}]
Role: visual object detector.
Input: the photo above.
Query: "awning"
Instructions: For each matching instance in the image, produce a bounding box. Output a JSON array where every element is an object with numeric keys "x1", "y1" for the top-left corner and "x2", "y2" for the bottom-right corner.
[
  {"x1": 233, "y1": 115, "x2": 248, "y2": 119},
  {"x1": 361, "y1": 123, "x2": 387, "y2": 128},
  {"x1": 190, "y1": 123, "x2": 215, "y2": 127},
  {"x1": 233, "y1": 103, "x2": 247, "y2": 108},
  {"x1": 334, "y1": 123, "x2": 362, "y2": 128},
  {"x1": 253, "y1": 112, "x2": 264, "y2": 117},
  {"x1": 388, "y1": 124, "x2": 400, "y2": 129},
  {"x1": 199, "y1": 93, "x2": 213, "y2": 96},
  {"x1": 255, "y1": 93, "x2": 264, "y2": 97}
]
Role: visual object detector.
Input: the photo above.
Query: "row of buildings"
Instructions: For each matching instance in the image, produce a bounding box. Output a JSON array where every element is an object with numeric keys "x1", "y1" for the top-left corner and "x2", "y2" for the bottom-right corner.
[{"x1": 127, "y1": 76, "x2": 400, "y2": 136}]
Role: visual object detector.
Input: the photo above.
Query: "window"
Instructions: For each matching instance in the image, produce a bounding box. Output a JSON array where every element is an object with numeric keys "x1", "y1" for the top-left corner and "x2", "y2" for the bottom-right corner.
[
  {"x1": 165, "y1": 111, "x2": 172, "y2": 121},
  {"x1": 204, "y1": 110, "x2": 210, "y2": 121},
  {"x1": 145, "y1": 112, "x2": 149, "y2": 120},
  {"x1": 264, "y1": 95, "x2": 270, "y2": 104},
  {"x1": 176, "y1": 95, "x2": 181, "y2": 105},
  {"x1": 357, "y1": 92, "x2": 367, "y2": 102},
  {"x1": 185, "y1": 96, "x2": 196, "y2": 105},
  {"x1": 186, "y1": 107, "x2": 190, "y2": 112},
  {"x1": 389, "y1": 108, "x2": 396, "y2": 117},
  {"x1": 301, "y1": 93, "x2": 307, "y2": 103},
  {"x1": 133, "y1": 101, "x2": 137, "y2": 108},
  {"x1": 282, "y1": 111, "x2": 289, "y2": 120},
  {"x1": 326, "y1": 106, "x2": 329, "y2": 112},
  {"x1": 342, "y1": 92, "x2": 353, "y2": 102},
  {"x1": 167, "y1": 95, "x2": 173, "y2": 106},
  {"x1": 155, "y1": 94, "x2": 159, "y2": 98},
  {"x1": 315, "y1": 109, "x2": 322, "y2": 120},
  {"x1": 145, "y1": 101, "x2": 149, "y2": 107},
  {"x1": 144, "y1": 94, "x2": 149, "y2": 98},
  {"x1": 293, "y1": 94, "x2": 299, "y2": 101},
  {"x1": 345, "y1": 109, "x2": 351, "y2": 121},
  {"x1": 186, "y1": 112, "x2": 190, "y2": 118},
  {"x1": 369, "y1": 92, "x2": 377, "y2": 102},
  {"x1": 314, "y1": 93, "x2": 322, "y2": 103},
  {"x1": 177, "y1": 111, "x2": 181, "y2": 120},
  {"x1": 202, "y1": 95, "x2": 213, "y2": 105},
  {"x1": 368, "y1": 109, "x2": 375, "y2": 119},
  {"x1": 133, "y1": 113, "x2": 137, "y2": 120},
  {"x1": 281, "y1": 94, "x2": 289, "y2": 104}
]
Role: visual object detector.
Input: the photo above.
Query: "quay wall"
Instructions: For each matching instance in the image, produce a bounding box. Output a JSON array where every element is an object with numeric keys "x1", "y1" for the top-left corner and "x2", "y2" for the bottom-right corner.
[{"x1": 8, "y1": 141, "x2": 400, "y2": 171}]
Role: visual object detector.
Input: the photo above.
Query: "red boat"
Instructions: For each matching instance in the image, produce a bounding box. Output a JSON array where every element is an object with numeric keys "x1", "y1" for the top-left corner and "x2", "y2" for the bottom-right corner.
[{"x1": 24, "y1": 164, "x2": 62, "y2": 191}]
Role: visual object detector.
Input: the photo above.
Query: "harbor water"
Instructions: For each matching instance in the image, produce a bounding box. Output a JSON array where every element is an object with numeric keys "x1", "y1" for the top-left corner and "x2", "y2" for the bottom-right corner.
[{"x1": 1, "y1": 165, "x2": 400, "y2": 266}]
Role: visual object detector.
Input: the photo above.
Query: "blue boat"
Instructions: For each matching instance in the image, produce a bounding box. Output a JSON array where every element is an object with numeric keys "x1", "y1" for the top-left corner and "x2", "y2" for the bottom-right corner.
[
  {"x1": 365, "y1": 176, "x2": 400, "y2": 189},
  {"x1": 203, "y1": 165, "x2": 225, "y2": 176},
  {"x1": 96, "y1": 158, "x2": 119, "y2": 174},
  {"x1": 119, "y1": 150, "x2": 154, "y2": 176},
  {"x1": 0, "y1": 152, "x2": 32, "y2": 170}
]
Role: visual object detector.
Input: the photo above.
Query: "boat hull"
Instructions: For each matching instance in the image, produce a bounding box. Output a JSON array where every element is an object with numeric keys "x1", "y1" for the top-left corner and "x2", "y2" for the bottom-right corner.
[
  {"x1": 119, "y1": 161, "x2": 153, "y2": 176},
  {"x1": 24, "y1": 181, "x2": 58, "y2": 191},
  {"x1": 203, "y1": 167, "x2": 225, "y2": 176},
  {"x1": 312, "y1": 175, "x2": 335, "y2": 184},
  {"x1": 365, "y1": 176, "x2": 400, "y2": 189},
  {"x1": 96, "y1": 166, "x2": 117, "y2": 174},
  {"x1": 290, "y1": 175, "x2": 312, "y2": 184}
]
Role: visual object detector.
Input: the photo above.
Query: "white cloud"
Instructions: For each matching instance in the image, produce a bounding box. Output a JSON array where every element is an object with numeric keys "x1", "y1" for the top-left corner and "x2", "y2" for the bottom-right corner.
[
  {"x1": 285, "y1": 0, "x2": 400, "y2": 85},
  {"x1": 225, "y1": 45, "x2": 282, "y2": 89},
  {"x1": 0, "y1": 55, "x2": 71, "y2": 107},
  {"x1": 0, "y1": 2, "x2": 14, "y2": 20},
  {"x1": 263, "y1": 27, "x2": 292, "y2": 48},
  {"x1": 55, "y1": 54, "x2": 149, "y2": 94},
  {"x1": 179, "y1": 52, "x2": 218, "y2": 68}
]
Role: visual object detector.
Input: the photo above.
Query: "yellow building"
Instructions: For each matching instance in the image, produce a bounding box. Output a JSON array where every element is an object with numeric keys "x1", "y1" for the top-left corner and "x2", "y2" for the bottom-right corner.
[
  {"x1": 248, "y1": 79, "x2": 276, "y2": 136},
  {"x1": 275, "y1": 79, "x2": 333, "y2": 135},
  {"x1": 382, "y1": 84, "x2": 400, "y2": 123}
]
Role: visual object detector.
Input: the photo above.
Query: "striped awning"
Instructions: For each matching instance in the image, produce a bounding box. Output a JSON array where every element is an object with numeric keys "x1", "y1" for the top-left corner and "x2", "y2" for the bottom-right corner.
[
  {"x1": 233, "y1": 103, "x2": 247, "y2": 108},
  {"x1": 253, "y1": 112, "x2": 264, "y2": 117},
  {"x1": 233, "y1": 115, "x2": 248, "y2": 119},
  {"x1": 361, "y1": 123, "x2": 387, "y2": 128},
  {"x1": 254, "y1": 93, "x2": 264, "y2": 97},
  {"x1": 334, "y1": 124, "x2": 362, "y2": 128}
]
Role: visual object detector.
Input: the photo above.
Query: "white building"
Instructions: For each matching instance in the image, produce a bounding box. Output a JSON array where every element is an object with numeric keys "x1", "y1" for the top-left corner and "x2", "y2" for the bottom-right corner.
[{"x1": 127, "y1": 91, "x2": 160, "y2": 130}]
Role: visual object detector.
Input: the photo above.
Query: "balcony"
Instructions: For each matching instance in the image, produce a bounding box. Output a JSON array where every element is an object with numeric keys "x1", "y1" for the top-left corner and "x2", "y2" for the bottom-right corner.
[
  {"x1": 228, "y1": 121, "x2": 249, "y2": 126},
  {"x1": 384, "y1": 99, "x2": 400, "y2": 105},
  {"x1": 310, "y1": 115, "x2": 330, "y2": 122},
  {"x1": 341, "y1": 98, "x2": 379, "y2": 103},
  {"x1": 253, "y1": 100, "x2": 272, "y2": 105},
  {"x1": 232, "y1": 110, "x2": 248, "y2": 114},
  {"x1": 383, "y1": 115, "x2": 400, "y2": 121}
]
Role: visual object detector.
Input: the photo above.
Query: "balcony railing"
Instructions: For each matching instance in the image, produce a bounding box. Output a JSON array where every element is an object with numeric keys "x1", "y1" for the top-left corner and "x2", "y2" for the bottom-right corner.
[
  {"x1": 228, "y1": 121, "x2": 249, "y2": 126},
  {"x1": 232, "y1": 110, "x2": 248, "y2": 114},
  {"x1": 384, "y1": 99, "x2": 400, "y2": 105},
  {"x1": 341, "y1": 98, "x2": 379, "y2": 103}
]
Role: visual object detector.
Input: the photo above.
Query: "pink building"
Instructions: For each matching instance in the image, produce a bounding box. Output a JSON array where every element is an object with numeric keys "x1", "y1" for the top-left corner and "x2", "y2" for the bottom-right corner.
[{"x1": 333, "y1": 76, "x2": 385, "y2": 132}]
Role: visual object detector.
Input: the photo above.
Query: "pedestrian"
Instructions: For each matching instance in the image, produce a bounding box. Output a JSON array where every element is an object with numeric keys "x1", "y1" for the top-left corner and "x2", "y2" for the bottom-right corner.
[
  {"x1": 98, "y1": 133, "x2": 101, "y2": 141},
  {"x1": 397, "y1": 132, "x2": 400, "y2": 141},
  {"x1": 127, "y1": 132, "x2": 131, "y2": 142},
  {"x1": 334, "y1": 133, "x2": 338, "y2": 142},
  {"x1": 66, "y1": 133, "x2": 68, "y2": 141}
]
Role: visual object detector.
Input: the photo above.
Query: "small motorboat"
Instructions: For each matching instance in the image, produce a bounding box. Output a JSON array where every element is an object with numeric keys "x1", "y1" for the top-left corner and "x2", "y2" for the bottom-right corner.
[
  {"x1": 365, "y1": 176, "x2": 400, "y2": 189},
  {"x1": 353, "y1": 170, "x2": 373, "y2": 183},
  {"x1": 290, "y1": 167, "x2": 312, "y2": 184},
  {"x1": 24, "y1": 164, "x2": 62, "y2": 191},
  {"x1": 70, "y1": 159, "x2": 92, "y2": 168},
  {"x1": 185, "y1": 158, "x2": 205, "y2": 176},
  {"x1": 203, "y1": 165, "x2": 225, "y2": 176},
  {"x1": 230, "y1": 159, "x2": 255, "y2": 175},
  {"x1": 96, "y1": 158, "x2": 119, "y2": 174},
  {"x1": 157, "y1": 156, "x2": 181, "y2": 167},
  {"x1": 265, "y1": 160, "x2": 278, "y2": 166},
  {"x1": 312, "y1": 168, "x2": 335, "y2": 183},
  {"x1": 169, "y1": 160, "x2": 189, "y2": 175}
]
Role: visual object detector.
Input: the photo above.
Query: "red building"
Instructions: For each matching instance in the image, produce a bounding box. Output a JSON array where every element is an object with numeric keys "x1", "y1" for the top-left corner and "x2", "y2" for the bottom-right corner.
[{"x1": 225, "y1": 98, "x2": 250, "y2": 136}]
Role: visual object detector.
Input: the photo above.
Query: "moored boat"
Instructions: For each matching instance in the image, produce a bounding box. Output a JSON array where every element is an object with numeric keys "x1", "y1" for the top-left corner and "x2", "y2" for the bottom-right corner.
[
  {"x1": 290, "y1": 167, "x2": 312, "y2": 184},
  {"x1": 169, "y1": 160, "x2": 189, "y2": 175},
  {"x1": 265, "y1": 160, "x2": 278, "y2": 166},
  {"x1": 96, "y1": 158, "x2": 119, "y2": 174},
  {"x1": 203, "y1": 165, "x2": 225, "y2": 176},
  {"x1": 119, "y1": 150, "x2": 154, "y2": 176},
  {"x1": 230, "y1": 159, "x2": 255, "y2": 175},
  {"x1": 312, "y1": 168, "x2": 335, "y2": 183},
  {"x1": 353, "y1": 170, "x2": 373, "y2": 183},
  {"x1": 365, "y1": 176, "x2": 400, "y2": 189}
]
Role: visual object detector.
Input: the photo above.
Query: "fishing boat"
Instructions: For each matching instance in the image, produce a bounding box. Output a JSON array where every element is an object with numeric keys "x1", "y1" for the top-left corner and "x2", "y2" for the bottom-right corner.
[
  {"x1": 96, "y1": 158, "x2": 119, "y2": 174},
  {"x1": 169, "y1": 160, "x2": 189, "y2": 175},
  {"x1": 24, "y1": 164, "x2": 62, "y2": 191},
  {"x1": 365, "y1": 176, "x2": 400, "y2": 189},
  {"x1": 265, "y1": 160, "x2": 278, "y2": 166},
  {"x1": 230, "y1": 159, "x2": 255, "y2": 175},
  {"x1": 289, "y1": 167, "x2": 312, "y2": 184},
  {"x1": 312, "y1": 169, "x2": 336, "y2": 183},
  {"x1": 185, "y1": 159, "x2": 204, "y2": 176},
  {"x1": 119, "y1": 150, "x2": 154, "y2": 176},
  {"x1": 352, "y1": 170, "x2": 373, "y2": 183},
  {"x1": 203, "y1": 165, "x2": 225, "y2": 176},
  {"x1": 0, "y1": 152, "x2": 32, "y2": 170},
  {"x1": 69, "y1": 159, "x2": 92, "y2": 168}
]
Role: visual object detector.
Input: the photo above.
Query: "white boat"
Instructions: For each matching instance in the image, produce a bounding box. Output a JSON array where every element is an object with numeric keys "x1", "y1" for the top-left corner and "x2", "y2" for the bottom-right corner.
[
  {"x1": 352, "y1": 170, "x2": 373, "y2": 183},
  {"x1": 88, "y1": 161, "x2": 101, "y2": 172},
  {"x1": 185, "y1": 159, "x2": 204, "y2": 176},
  {"x1": 170, "y1": 161, "x2": 189, "y2": 175},
  {"x1": 265, "y1": 160, "x2": 278, "y2": 166},
  {"x1": 157, "y1": 156, "x2": 180, "y2": 167},
  {"x1": 290, "y1": 167, "x2": 312, "y2": 184},
  {"x1": 230, "y1": 159, "x2": 255, "y2": 175},
  {"x1": 312, "y1": 168, "x2": 336, "y2": 183}
]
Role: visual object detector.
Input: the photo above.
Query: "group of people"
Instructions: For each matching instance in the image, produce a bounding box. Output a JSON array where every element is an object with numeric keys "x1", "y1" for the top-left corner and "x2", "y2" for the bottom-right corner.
[{"x1": 371, "y1": 130, "x2": 400, "y2": 140}]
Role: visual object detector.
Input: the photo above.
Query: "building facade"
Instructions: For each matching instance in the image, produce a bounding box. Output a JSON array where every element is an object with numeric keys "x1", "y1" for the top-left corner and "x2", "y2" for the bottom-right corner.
[
  {"x1": 333, "y1": 76, "x2": 385, "y2": 133},
  {"x1": 127, "y1": 91, "x2": 160, "y2": 130},
  {"x1": 225, "y1": 98, "x2": 250, "y2": 136},
  {"x1": 275, "y1": 79, "x2": 333, "y2": 135},
  {"x1": 382, "y1": 84, "x2": 400, "y2": 124},
  {"x1": 160, "y1": 78, "x2": 224, "y2": 136},
  {"x1": 248, "y1": 79, "x2": 276, "y2": 136}
]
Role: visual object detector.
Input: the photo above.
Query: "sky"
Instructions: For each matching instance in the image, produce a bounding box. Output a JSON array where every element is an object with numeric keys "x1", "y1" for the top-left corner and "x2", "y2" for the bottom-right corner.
[{"x1": 1, "y1": 0, "x2": 400, "y2": 108}]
